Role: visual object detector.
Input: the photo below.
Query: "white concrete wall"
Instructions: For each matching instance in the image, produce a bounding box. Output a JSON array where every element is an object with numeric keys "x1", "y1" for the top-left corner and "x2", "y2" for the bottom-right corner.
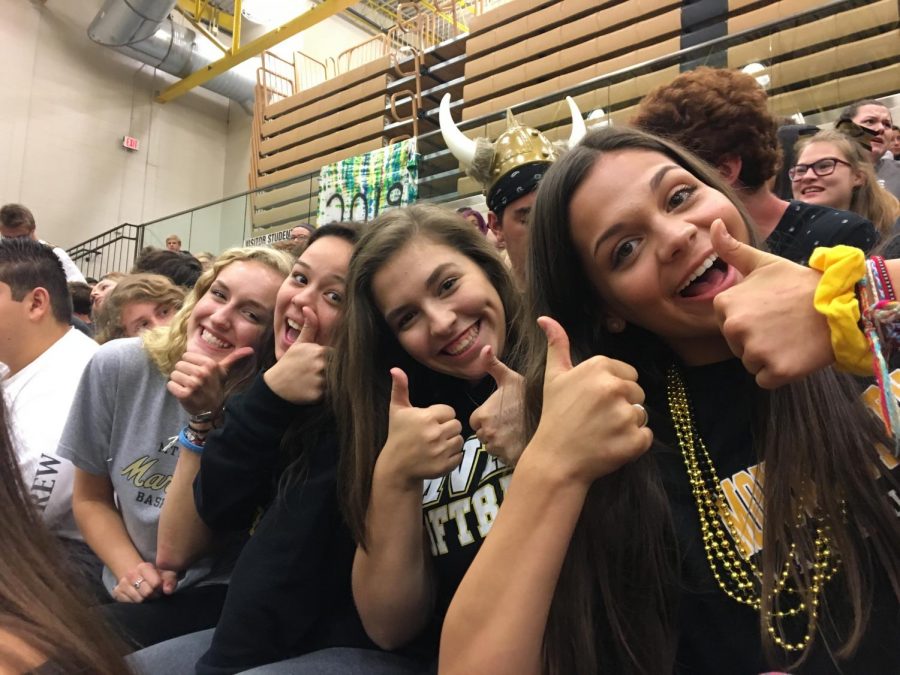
[
  {"x1": 0, "y1": 0, "x2": 248, "y2": 249},
  {"x1": 0, "y1": 0, "x2": 379, "y2": 251}
]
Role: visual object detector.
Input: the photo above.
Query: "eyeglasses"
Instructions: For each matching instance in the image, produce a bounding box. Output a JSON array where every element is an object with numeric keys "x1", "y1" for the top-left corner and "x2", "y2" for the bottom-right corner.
[{"x1": 788, "y1": 157, "x2": 852, "y2": 181}]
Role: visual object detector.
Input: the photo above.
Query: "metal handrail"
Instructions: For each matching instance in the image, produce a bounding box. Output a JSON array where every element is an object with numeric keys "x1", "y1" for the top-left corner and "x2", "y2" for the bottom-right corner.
[{"x1": 65, "y1": 223, "x2": 145, "y2": 279}]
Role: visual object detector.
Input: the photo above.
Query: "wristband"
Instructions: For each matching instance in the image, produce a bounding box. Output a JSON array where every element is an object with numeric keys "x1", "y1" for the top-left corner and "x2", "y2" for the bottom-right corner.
[
  {"x1": 178, "y1": 426, "x2": 206, "y2": 454},
  {"x1": 808, "y1": 245, "x2": 871, "y2": 376},
  {"x1": 189, "y1": 409, "x2": 221, "y2": 425}
]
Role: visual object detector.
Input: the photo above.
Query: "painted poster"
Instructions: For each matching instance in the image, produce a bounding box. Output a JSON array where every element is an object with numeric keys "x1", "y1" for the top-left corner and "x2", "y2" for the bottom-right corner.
[{"x1": 317, "y1": 138, "x2": 418, "y2": 224}]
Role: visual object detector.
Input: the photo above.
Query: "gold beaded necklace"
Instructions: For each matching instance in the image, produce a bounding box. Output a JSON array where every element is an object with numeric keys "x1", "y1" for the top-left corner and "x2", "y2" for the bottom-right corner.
[{"x1": 666, "y1": 366, "x2": 839, "y2": 652}]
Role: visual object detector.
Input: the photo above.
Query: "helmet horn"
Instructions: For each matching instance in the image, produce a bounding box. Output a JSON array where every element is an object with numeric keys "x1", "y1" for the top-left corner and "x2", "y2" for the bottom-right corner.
[
  {"x1": 566, "y1": 96, "x2": 587, "y2": 148},
  {"x1": 439, "y1": 94, "x2": 478, "y2": 168}
]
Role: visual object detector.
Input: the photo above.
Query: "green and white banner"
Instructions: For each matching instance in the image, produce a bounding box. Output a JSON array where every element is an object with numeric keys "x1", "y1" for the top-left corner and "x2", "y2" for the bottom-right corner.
[{"x1": 317, "y1": 138, "x2": 418, "y2": 224}]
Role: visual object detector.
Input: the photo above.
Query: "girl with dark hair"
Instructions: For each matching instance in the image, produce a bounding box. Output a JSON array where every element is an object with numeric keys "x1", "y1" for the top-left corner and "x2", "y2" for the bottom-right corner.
[
  {"x1": 440, "y1": 127, "x2": 900, "y2": 674},
  {"x1": 329, "y1": 204, "x2": 524, "y2": 658},
  {"x1": 0, "y1": 387, "x2": 129, "y2": 673},
  {"x1": 130, "y1": 224, "x2": 428, "y2": 674}
]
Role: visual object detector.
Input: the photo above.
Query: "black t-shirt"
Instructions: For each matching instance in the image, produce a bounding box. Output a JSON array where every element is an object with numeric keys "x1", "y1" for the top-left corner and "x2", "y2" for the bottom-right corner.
[
  {"x1": 196, "y1": 371, "x2": 509, "y2": 668},
  {"x1": 196, "y1": 431, "x2": 375, "y2": 675},
  {"x1": 415, "y1": 375, "x2": 512, "y2": 620},
  {"x1": 766, "y1": 201, "x2": 877, "y2": 266},
  {"x1": 646, "y1": 359, "x2": 900, "y2": 674},
  {"x1": 194, "y1": 374, "x2": 373, "y2": 674}
]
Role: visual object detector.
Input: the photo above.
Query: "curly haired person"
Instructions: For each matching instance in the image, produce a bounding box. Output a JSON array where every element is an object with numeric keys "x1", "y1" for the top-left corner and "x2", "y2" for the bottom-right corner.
[{"x1": 632, "y1": 67, "x2": 878, "y2": 263}]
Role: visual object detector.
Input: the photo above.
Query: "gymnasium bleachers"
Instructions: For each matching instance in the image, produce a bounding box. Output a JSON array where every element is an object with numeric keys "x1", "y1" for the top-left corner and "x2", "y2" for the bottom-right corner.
[{"x1": 66, "y1": 0, "x2": 899, "y2": 267}]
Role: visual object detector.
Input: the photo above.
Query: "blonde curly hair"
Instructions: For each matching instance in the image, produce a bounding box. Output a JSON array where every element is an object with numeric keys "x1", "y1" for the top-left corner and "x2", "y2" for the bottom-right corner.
[{"x1": 142, "y1": 246, "x2": 292, "y2": 376}]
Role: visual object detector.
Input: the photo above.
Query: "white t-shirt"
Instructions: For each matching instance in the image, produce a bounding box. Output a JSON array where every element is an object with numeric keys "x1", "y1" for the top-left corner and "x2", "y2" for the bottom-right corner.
[
  {"x1": 39, "y1": 240, "x2": 86, "y2": 283},
  {"x1": 3, "y1": 328, "x2": 98, "y2": 540}
]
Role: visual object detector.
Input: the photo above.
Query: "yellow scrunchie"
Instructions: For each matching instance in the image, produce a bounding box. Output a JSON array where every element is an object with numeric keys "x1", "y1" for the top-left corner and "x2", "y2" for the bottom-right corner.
[{"x1": 808, "y1": 245, "x2": 871, "y2": 376}]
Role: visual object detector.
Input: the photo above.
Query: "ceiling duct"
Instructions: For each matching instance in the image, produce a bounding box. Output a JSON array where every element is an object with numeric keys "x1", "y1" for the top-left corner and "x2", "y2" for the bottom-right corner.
[
  {"x1": 208, "y1": 0, "x2": 236, "y2": 12},
  {"x1": 88, "y1": 0, "x2": 256, "y2": 111}
]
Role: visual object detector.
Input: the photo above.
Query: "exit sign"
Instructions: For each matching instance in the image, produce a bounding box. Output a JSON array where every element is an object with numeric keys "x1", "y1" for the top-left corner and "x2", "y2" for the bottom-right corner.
[{"x1": 122, "y1": 136, "x2": 140, "y2": 151}]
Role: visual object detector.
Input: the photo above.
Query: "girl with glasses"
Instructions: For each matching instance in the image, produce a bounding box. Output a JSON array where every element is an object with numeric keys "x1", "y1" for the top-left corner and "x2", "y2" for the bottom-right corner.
[{"x1": 792, "y1": 130, "x2": 900, "y2": 237}]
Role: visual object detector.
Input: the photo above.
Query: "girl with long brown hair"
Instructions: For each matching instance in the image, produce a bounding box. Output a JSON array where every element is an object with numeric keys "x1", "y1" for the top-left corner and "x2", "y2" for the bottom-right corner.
[
  {"x1": 440, "y1": 127, "x2": 900, "y2": 674},
  {"x1": 0, "y1": 393, "x2": 129, "y2": 674},
  {"x1": 330, "y1": 204, "x2": 524, "y2": 658}
]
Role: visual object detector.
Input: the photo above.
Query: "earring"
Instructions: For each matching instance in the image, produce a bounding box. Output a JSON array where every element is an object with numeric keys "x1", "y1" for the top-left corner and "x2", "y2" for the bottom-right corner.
[{"x1": 606, "y1": 317, "x2": 625, "y2": 333}]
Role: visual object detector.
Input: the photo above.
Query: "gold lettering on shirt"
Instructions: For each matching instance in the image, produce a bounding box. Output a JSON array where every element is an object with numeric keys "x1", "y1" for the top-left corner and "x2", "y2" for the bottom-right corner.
[
  {"x1": 120, "y1": 456, "x2": 173, "y2": 492},
  {"x1": 719, "y1": 464, "x2": 765, "y2": 558}
]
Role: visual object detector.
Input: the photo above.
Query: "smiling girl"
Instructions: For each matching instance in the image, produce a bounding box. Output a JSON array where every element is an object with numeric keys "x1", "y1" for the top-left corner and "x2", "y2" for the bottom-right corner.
[
  {"x1": 130, "y1": 223, "x2": 421, "y2": 675},
  {"x1": 330, "y1": 205, "x2": 523, "y2": 659},
  {"x1": 439, "y1": 128, "x2": 900, "y2": 675},
  {"x1": 58, "y1": 247, "x2": 290, "y2": 649},
  {"x1": 792, "y1": 129, "x2": 900, "y2": 237}
]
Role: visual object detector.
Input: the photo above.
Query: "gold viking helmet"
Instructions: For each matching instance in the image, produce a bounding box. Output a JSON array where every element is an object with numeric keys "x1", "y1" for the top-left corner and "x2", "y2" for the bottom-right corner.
[
  {"x1": 487, "y1": 109, "x2": 559, "y2": 191},
  {"x1": 439, "y1": 94, "x2": 587, "y2": 197}
]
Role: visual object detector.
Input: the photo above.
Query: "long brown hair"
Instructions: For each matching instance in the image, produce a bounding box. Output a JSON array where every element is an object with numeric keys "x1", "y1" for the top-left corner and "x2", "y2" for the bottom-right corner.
[
  {"x1": 0, "y1": 395, "x2": 129, "y2": 673},
  {"x1": 330, "y1": 204, "x2": 523, "y2": 547},
  {"x1": 794, "y1": 129, "x2": 900, "y2": 237},
  {"x1": 527, "y1": 126, "x2": 900, "y2": 673}
]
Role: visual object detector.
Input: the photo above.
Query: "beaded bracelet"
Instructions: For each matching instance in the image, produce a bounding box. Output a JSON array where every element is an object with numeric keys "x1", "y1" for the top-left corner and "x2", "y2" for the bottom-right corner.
[{"x1": 178, "y1": 426, "x2": 206, "y2": 454}]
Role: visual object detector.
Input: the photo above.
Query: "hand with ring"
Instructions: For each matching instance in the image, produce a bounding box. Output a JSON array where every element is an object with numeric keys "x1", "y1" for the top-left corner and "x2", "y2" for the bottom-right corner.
[
  {"x1": 527, "y1": 317, "x2": 654, "y2": 486},
  {"x1": 112, "y1": 561, "x2": 178, "y2": 603},
  {"x1": 633, "y1": 403, "x2": 649, "y2": 428}
]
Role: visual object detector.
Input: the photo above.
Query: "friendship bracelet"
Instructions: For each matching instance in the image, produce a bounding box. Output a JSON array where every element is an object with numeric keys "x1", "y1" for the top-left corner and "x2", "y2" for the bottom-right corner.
[
  {"x1": 188, "y1": 420, "x2": 214, "y2": 434},
  {"x1": 178, "y1": 426, "x2": 206, "y2": 454},
  {"x1": 810, "y1": 247, "x2": 900, "y2": 454},
  {"x1": 864, "y1": 256, "x2": 900, "y2": 358},
  {"x1": 809, "y1": 246, "x2": 871, "y2": 376},
  {"x1": 859, "y1": 257, "x2": 900, "y2": 455},
  {"x1": 189, "y1": 409, "x2": 222, "y2": 425}
]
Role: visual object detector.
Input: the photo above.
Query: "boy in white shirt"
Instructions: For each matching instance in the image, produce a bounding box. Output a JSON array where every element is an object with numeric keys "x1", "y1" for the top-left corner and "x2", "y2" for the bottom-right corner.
[{"x1": 0, "y1": 237, "x2": 100, "y2": 592}]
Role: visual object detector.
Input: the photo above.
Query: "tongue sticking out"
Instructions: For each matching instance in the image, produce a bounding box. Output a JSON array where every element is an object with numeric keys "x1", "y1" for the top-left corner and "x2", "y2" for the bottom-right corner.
[{"x1": 680, "y1": 264, "x2": 727, "y2": 298}]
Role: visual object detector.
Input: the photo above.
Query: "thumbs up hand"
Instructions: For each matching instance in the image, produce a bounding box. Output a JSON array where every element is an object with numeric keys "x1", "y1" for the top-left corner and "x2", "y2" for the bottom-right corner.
[
  {"x1": 710, "y1": 219, "x2": 834, "y2": 388},
  {"x1": 469, "y1": 346, "x2": 526, "y2": 466},
  {"x1": 167, "y1": 346, "x2": 255, "y2": 419},
  {"x1": 377, "y1": 368, "x2": 465, "y2": 490},
  {"x1": 529, "y1": 317, "x2": 652, "y2": 485},
  {"x1": 264, "y1": 307, "x2": 331, "y2": 404}
]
